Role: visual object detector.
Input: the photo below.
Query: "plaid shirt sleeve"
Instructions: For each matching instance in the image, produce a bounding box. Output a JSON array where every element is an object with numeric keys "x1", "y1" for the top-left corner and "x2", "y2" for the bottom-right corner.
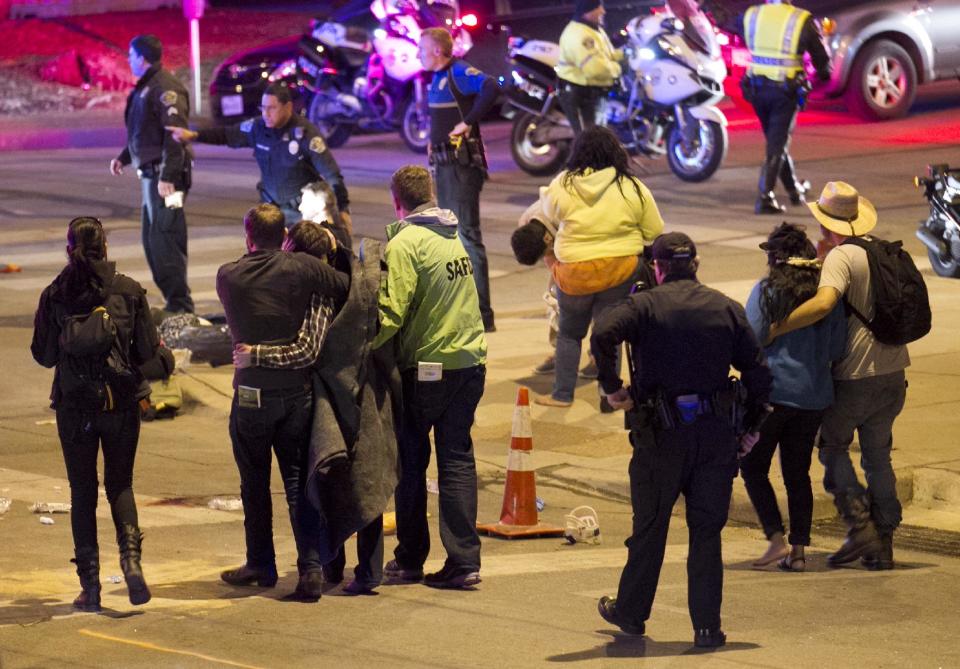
[{"x1": 253, "y1": 294, "x2": 335, "y2": 369}]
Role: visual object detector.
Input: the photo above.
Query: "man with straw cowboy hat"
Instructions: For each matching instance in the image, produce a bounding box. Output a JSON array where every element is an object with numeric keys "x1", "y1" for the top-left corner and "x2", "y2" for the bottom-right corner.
[{"x1": 768, "y1": 181, "x2": 911, "y2": 571}]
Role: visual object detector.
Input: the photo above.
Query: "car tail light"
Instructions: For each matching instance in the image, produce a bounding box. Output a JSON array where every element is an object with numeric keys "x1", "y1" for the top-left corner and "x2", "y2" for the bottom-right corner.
[{"x1": 820, "y1": 17, "x2": 836, "y2": 36}]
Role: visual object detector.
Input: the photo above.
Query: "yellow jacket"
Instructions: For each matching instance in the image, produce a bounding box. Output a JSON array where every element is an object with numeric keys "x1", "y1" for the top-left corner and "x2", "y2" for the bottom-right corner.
[
  {"x1": 744, "y1": 3, "x2": 810, "y2": 81},
  {"x1": 556, "y1": 20, "x2": 622, "y2": 87}
]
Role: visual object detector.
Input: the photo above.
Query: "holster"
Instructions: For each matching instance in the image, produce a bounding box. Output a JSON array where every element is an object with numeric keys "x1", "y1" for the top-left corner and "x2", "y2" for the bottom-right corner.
[{"x1": 740, "y1": 76, "x2": 757, "y2": 103}]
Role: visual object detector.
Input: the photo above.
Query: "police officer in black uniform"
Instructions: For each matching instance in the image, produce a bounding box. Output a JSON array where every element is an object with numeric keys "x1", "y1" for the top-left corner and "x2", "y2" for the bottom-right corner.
[
  {"x1": 738, "y1": 0, "x2": 830, "y2": 214},
  {"x1": 590, "y1": 232, "x2": 771, "y2": 648},
  {"x1": 168, "y1": 82, "x2": 349, "y2": 229},
  {"x1": 419, "y1": 26, "x2": 500, "y2": 332},
  {"x1": 111, "y1": 34, "x2": 194, "y2": 314}
]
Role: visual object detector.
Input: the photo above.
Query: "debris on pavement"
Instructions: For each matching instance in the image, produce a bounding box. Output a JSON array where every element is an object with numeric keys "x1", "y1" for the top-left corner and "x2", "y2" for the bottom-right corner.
[
  {"x1": 207, "y1": 497, "x2": 243, "y2": 512},
  {"x1": 0, "y1": 497, "x2": 11, "y2": 515},
  {"x1": 39, "y1": 516, "x2": 55, "y2": 525},
  {"x1": 31, "y1": 502, "x2": 71, "y2": 514}
]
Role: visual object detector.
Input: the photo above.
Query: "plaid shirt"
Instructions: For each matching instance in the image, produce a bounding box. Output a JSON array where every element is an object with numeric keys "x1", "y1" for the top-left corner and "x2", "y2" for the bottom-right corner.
[{"x1": 252, "y1": 293, "x2": 335, "y2": 369}]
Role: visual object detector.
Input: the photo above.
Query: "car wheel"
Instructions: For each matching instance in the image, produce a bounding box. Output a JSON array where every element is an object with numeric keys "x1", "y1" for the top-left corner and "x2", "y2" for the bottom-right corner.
[{"x1": 845, "y1": 40, "x2": 917, "y2": 121}]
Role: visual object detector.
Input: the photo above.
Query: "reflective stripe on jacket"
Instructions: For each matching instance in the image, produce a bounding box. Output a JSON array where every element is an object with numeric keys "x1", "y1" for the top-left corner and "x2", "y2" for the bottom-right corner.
[
  {"x1": 744, "y1": 3, "x2": 810, "y2": 81},
  {"x1": 556, "y1": 20, "x2": 621, "y2": 87}
]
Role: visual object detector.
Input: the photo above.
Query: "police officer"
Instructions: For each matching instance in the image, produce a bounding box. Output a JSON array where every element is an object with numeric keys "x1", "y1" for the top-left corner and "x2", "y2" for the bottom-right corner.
[
  {"x1": 167, "y1": 82, "x2": 350, "y2": 229},
  {"x1": 418, "y1": 26, "x2": 500, "y2": 332},
  {"x1": 111, "y1": 34, "x2": 194, "y2": 314},
  {"x1": 590, "y1": 232, "x2": 771, "y2": 648},
  {"x1": 556, "y1": 0, "x2": 622, "y2": 135},
  {"x1": 740, "y1": 0, "x2": 830, "y2": 214}
]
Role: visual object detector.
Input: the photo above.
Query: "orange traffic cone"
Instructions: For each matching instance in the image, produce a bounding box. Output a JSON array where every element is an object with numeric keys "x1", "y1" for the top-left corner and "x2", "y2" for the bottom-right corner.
[{"x1": 477, "y1": 386, "x2": 564, "y2": 539}]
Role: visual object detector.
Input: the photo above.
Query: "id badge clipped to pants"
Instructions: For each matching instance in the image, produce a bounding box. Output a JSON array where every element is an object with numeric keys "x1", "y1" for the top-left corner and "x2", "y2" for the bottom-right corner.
[{"x1": 237, "y1": 385, "x2": 262, "y2": 409}]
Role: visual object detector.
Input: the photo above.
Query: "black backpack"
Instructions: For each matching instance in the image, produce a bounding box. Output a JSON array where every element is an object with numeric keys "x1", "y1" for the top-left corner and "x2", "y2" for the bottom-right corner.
[
  {"x1": 841, "y1": 236, "x2": 931, "y2": 346},
  {"x1": 58, "y1": 297, "x2": 139, "y2": 410}
]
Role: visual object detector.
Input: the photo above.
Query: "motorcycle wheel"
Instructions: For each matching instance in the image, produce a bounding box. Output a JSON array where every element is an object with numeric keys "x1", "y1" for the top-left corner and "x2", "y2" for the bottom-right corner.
[
  {"x1": 927, "y1": 247, "x2": 960, "y2": 278},
  {"x1": 307, "y1": 89, "x2": 354, "y2": 149},
  {"x1": 510, "y1": 112, "x2": 569, "y2": 177},
  {"x1": 400, "y1": 97, "x2": 430, "y2": 154},
  {"x1": 666, "y1": 119, "x2": 727, "y2": 183}
]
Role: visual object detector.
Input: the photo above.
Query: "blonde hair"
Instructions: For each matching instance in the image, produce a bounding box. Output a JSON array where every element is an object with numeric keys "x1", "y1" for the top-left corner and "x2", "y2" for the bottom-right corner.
[{"x1": 421, "y1": 27, "x2": 454, "y2": 57}]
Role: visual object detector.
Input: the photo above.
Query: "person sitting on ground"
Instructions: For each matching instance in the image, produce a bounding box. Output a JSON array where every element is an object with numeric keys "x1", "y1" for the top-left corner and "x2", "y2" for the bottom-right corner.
[
  {"x1": 741, "y1": 222, "x2": 846, "y2": 572},
  {"x1": 534, "y1": 126, "x2": 664, "y2": 410}
]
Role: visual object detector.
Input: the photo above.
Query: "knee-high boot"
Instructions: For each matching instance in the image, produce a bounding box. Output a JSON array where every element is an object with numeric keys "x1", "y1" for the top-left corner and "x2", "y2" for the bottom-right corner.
[
  {"x1": 756, "y1": 157, "x2": 786, "y2": 214},
  {"x1": 71, "y1": 546, "x2": 101, "y2": 612},
  {"x1": 117, "y1": 524, "x2": 151, "y2": 605},
  {"x1": 778, "y1": 153, "x2": 811, "y2": 205}
]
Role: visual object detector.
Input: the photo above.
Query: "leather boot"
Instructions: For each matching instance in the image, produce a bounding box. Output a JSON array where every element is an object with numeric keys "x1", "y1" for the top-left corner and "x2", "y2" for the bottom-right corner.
[
  {"x1": 71, "y1": 546, "x2": 101, "y2": 612},
  {"x1": 779, "y1": 154, "x2": 810, "y2": 205},
  {"x1": 827, "y1": 491, "x2": 881, "y2": 567},
  {"x1": 755, "y1": 158, "x2": 786, "y2": 214},
  {"x1": 117, "y1": 524, "x2": 151, "y2": 605},
  {"x1": 862, "y1": 532, "x2": 894, "y2": 570}
]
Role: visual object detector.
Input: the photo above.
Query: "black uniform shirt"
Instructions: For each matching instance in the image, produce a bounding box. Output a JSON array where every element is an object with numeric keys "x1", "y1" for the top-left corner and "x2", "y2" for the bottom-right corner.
[
  {"x1": 118, "y1": 66, "x2": 192, "y2": 183},
  {"x1": 591, "y1": 277, "x2": 772, "y2": 406},
  {"x1": 197, "y1": 115, "x2": 349, "y2": 211}
]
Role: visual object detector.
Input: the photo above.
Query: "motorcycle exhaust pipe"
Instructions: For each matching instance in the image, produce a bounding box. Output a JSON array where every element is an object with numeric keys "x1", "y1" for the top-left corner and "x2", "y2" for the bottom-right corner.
[{"x1": 916, "y1": 226, "x2": 949, "y2": 257}]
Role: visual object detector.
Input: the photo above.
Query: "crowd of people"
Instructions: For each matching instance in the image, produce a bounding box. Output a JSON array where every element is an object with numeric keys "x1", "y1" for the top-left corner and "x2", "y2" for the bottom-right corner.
[{"x1": 27, "y1": 0, "x2": 923, "y2": 651}]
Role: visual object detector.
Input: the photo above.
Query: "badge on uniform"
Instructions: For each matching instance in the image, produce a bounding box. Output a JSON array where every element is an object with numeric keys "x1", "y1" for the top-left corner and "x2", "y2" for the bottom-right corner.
[
  {"x1": 288, "y1": 140, "x2": 299, "y2": 155},
  {"x1": 309, "y1": 136, "x2": 326, "y2": 154},
  {"x1": 161, "y1": 90, "x2": 178, "y2": 106}
]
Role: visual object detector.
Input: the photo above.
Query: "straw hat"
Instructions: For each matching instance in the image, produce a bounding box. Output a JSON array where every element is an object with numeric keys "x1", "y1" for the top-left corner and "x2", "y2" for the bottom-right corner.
[{"x1": 807, "y1": 181, "x2": 877, "y2": 237}]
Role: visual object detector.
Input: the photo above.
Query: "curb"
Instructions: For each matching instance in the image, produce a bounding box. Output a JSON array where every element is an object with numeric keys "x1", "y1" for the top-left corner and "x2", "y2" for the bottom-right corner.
[{"x1": 0, "y1": 127, "x2": 125, "y2": 152}]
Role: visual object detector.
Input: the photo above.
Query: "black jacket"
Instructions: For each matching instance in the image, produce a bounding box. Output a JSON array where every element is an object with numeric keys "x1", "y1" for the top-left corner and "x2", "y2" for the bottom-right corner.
[
  {"x1": 591, "y1": 277, "x2": 772, "y2": 409},
  {"x1": 196, "y1": 115, "x2": 349, "y2": 212},
  {"x1": 118, "y1": 66, "x2": 193, "y2": 184},
  {"x1": 216, "y1": 248, "x2": 350, "y2": 390},
  {"x1": 32, "y1": 260, "x2": 160, "y2": 409}
]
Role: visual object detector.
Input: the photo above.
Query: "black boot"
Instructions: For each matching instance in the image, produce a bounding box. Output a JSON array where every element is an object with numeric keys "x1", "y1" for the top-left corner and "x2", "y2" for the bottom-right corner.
[
  {"x1": 755, "y1": 158, "x2": 786, "y2": 214},
  {"x1": 71, "y1": 546, "x2": 101, "y2": 612},
  {"x1": 828, "y1": 492, "x2": 881, "y2": 567},
  {"x1": 862, "y1": 533, "x2": 894, "y2": 570},
  {"x1": 779, "y1": 154, "x2": 810, "y2": 205},
  {"x1": 117, "y1": 524, "x2": 151, "y2": 605}
]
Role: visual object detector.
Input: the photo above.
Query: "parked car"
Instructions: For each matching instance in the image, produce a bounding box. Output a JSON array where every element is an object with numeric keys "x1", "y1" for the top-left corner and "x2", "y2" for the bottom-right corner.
[{"x1": 709, "y1": 0, "x2": 960, "y2": 121}]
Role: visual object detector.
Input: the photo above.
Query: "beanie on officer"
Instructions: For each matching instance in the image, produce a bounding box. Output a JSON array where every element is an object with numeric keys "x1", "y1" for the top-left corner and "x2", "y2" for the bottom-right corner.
[
  {"x1": 575, "y1": 0, "x2": 602, "y2": 17},
  {"x1": 130, "y1": 34, "x2": 162, "y2": 65}
]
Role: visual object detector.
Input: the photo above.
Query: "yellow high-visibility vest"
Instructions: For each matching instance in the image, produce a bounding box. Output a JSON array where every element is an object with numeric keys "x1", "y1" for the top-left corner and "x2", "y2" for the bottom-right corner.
[{"x1": 744, "y1": 3, "x2": 810, "y2": 81}]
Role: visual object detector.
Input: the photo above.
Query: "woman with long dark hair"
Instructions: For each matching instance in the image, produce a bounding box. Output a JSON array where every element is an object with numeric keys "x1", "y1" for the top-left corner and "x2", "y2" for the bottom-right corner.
[
  {"x1": 535, "y1": 126, "x2": 664, "y2": 409},
  {"x1": 742, "y1": 222, "x2": 846, "y2": 571},
  {"x1": 31, "y1": 217, "x2": 160, "y2": 611}
]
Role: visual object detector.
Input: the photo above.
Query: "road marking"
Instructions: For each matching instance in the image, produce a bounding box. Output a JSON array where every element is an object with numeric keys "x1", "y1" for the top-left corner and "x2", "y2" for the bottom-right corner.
[{"x1": 78, "y1": 629, "x2": 266, "y2": 669}]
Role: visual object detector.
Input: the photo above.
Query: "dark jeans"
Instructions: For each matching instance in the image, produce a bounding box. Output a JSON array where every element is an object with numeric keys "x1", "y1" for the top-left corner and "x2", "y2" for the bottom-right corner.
[
  {"x1": 394, "y1": 365, "x2": 486, "y2": 572},
  {"x1": 228, "y1": 384, "x2": 322, "y2": 573},
  {"x1": 617, "y1": 416, "x2": 738, "y2": 631},
  {"x1": 56, "y1": 407, "x2": 141, "y2": 552},
  {"x1": 739, "y1": 404, "x2": 824, "y2": 546},
  {"x1": 140, "y1": 174, "x2": 193, "y2": 313},
  {"x1": 324, "y1": 516, "x2": 385, "y2": 588},
  {"x1": 558, "y1": 82, "x2": 607, "y2": 135},
  {"x1": 818, "y1": 371, "x2": 907, "y2": 534},
  {"x1": 434, "y1": 163, "x2": 493, "y2": 327},
  {"x1": 749, "y1": 83, "x2": 800, "y2": 196}
]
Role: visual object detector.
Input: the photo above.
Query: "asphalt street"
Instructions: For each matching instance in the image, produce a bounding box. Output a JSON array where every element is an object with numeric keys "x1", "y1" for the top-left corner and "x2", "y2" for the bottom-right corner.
[{"x1": 2, "y1": 90, "x2": 960, "y2": 667}]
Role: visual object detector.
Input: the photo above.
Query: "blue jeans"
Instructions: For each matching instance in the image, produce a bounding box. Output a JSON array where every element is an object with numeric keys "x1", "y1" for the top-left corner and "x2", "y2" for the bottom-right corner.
[
  {"x1": 552, "y1": 269, "x2": 637, "y2": 402},
  {"x1": 394, "y1": 365, "x2": 485, "y2": 571},
  {"x1": 228, "y1": 384, "x2": 322, "y2": 573},
  {"x1": 817, "y1": 371, "x2": 907, "y2": 534}
]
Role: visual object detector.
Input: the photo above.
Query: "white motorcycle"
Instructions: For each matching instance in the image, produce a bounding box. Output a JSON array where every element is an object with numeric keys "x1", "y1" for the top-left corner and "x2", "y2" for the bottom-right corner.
[
  {"x1": 503, "y1": 13, "x2": 728, "y2": 181},
  {"x1": 299, "y1": 0, "x2": 472, "y2": 153}
]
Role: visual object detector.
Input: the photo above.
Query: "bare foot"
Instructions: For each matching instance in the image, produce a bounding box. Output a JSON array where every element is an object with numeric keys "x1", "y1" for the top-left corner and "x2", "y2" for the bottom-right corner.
[
  {"x1": 533, "y1": 394, "x2": 572, "y2": 408},
  {"x1": 752, "y1": 536, "x2": 789, "y2": 567}
]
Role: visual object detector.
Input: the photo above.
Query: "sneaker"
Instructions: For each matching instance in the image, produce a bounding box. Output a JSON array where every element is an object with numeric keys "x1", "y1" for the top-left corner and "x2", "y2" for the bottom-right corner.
[
  {"x1": 533, "y1": 355, "x2": 556, "y2": 375},
  {"x1": 694, "y1": 628, "x2": 726, "y2": 648},
  {"x1": 597, "y1": 596, "x2": 645, "y2": 635},
  {"x1": 423, "y1": 564, "x2": 481, "y2": 589},
  {"x1": 383, "y1": 559, "x2": 424, "y2": 583},
  {"x1": 579, "y1": 359, "x2": 598, "y2": 379}
]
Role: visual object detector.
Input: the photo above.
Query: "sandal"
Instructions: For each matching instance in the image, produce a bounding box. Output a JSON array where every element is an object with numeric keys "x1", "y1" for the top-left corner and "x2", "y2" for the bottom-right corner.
[{"x1": 778, "y1": 555, "x2": 806, "y2": 572}]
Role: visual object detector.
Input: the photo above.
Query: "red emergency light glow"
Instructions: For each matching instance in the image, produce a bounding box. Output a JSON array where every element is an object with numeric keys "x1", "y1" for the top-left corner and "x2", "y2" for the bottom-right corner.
[{"x1": 461, "y1": 13, "x2": 478, "y2": 27}]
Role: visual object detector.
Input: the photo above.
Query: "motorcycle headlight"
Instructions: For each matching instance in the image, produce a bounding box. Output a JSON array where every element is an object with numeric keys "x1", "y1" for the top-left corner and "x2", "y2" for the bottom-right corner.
[{"x1": 638, "y1": 47, "x2": 656, "y2": 61}]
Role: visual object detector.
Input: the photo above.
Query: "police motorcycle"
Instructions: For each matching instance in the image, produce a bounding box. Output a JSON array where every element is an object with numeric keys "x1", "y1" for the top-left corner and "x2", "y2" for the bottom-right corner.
[
  {"x1": 915, "y1": 164, "x2": 960, "y2": 278},
  {"x1": 503, "y1": 10, "x2": 728, "y2": 181},
  {"x1": 298, "y1": 0, "x2": 472, "y2": 153}
]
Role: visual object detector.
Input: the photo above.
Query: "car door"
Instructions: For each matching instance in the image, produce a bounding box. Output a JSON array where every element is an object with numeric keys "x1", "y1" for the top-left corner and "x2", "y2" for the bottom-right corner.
[{"x1": 915, "y1": 0, "x2": 960, "y2": 77}]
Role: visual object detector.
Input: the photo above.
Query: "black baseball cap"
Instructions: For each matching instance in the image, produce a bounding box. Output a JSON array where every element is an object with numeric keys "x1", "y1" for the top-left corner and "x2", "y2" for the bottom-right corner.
[{"x1": 651, "y1": 232, "x2": 697, "y2": 261}]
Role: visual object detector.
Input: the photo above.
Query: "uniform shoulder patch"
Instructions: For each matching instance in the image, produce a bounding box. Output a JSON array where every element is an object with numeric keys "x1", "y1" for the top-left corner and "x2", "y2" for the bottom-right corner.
[
  {"x1": 240, "y1": 119, "x2": 254, "y2": 133},
  {"x1": 161, "y1": 90, "x2": 178, "y2": 106},
  {"x1": 464, "y1": 66, "x2": 480, "y2": 76},
  {"x1": 309, "y1": 136, "x2": 326, "y2": 153},
  {"x1": 582, "y1": 37, "x2": 595, "y2": 50}
]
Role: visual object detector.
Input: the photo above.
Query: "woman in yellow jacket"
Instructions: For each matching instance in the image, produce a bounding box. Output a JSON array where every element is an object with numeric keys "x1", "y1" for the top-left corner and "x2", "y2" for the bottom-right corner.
[{"x1": 535, "y1": 127, "x2": 664, "y2": 409}]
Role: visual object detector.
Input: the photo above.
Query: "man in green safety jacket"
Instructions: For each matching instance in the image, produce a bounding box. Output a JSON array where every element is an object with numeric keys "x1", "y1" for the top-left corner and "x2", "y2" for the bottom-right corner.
[{"x1": 740, "y1": 0, "x2": 830, "y2": 214}]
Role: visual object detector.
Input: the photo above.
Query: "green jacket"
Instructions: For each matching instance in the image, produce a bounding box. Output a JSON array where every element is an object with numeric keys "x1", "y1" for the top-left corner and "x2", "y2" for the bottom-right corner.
[{"x1": 372, "y1": 204, "x2": 487, "y2": 371}]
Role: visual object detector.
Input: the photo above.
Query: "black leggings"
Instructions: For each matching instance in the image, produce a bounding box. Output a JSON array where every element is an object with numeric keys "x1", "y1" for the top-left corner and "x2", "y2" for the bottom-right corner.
[{"x1": 56, "y1": 407, "x2": 142, "y2": 551}]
